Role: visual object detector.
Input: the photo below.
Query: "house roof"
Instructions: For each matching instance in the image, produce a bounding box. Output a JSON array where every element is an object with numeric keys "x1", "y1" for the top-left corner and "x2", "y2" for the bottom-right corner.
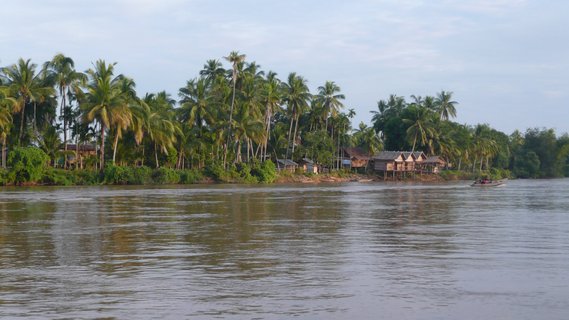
[
  {"x1": 298, "y1": 158, "x2": 314, "y2": 165},
  {"x1": 373, "y1": 151, "x2": 404, "y2": 161},
  {"x1": 343, "y1": 147, "x2": 370, "y2": 160},
  {"x1": 276, "y1": 159, "x2": 298, "y2": 166},
  {"x1": 424, "y1": 156, "x2": 446, "y2": 164},
  {"x1": 413, "y1": 151, "x2": 427, "y2": 160}
]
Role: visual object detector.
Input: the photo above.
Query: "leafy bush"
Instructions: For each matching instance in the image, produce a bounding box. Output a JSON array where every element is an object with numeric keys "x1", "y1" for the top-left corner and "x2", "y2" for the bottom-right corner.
[
  {"x1": 7, "y1": 147, "x2": 50, "y2": 184},
  {"x1": 103, "y1": 165, "x2": 134, "y2": 185},
  {"x1": 73, "y1": 170, "x2": 101, "y2": 185},
  {"x1": 152, "y1": 167, "x2": 180, "y2": 184},
  {"x1": 251, "y1": 160, "x2": 277, "y2": 183},
  {"x1": 205, "y1": 162, "x2": 238, "y2": 182},
  {"x1": 131, "y1": 166, "x2": 153, "y2": 185},
  {"x1": 0, "y1": 168, "x2": 9, "y2": 185},
  {"x1": 42, "y1": 168, "x2": 75, "y2": 186},
  {"x1": 236, "y1": 163, "x2": 258, "y2": 183},
  {"x1": 180, "y1": 169, "x2": 203, "y2": 184},
  {"x1": 438, "y1": 170, "x2": 477, "y2": 181}
]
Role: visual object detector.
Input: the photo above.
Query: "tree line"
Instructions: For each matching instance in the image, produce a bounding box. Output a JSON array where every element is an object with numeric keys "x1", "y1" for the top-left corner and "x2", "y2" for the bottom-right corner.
[{"x1": 0, "y1": 52, "x2": 568, "y2": 184}]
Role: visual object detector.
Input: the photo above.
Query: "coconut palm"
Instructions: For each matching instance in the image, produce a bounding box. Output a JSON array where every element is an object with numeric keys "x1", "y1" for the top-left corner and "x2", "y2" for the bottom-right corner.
[
  {"x1": 315, "y1": 81, "x2": 345, "y2": 129},
  {"x1": 0, "y1": 89, "x2": 15, "y2": 167},
  {"x1": 36, "y1": 126, "x2": 65, "y2": 167},
  {"x1": 199, "y1": 59, "x2": 225, "y2": 84},
  {"x1": 1, "y1": 58, "x2": 55, "y2": 145},
  {"x1": 259, "y1": 71, "x2": 283, "y2": 161},
  {"x1": 45, "y1": 54, "x2": 86, "y2": 167},
  {"x1": 179, "y1": 78, "x2": 213, "y2": 130},
  {"x1": 403, "y1": 105, "x2": 435, "y2": 152},
  {"x1": 283, "y1": 72, "x2": 311, "y2": 158},
  {"x1": 223, "y1": 51, "x2": 246, "y2": 166},
  {"x1": 435, "y1": 90, "x2": 458, "y2": 121},
  {"x1": 108, "y1": 77, "x2": 137, "y2": 164},
  {"x1": 81, "y1": 60, "x2": 125, "y2": 169}
]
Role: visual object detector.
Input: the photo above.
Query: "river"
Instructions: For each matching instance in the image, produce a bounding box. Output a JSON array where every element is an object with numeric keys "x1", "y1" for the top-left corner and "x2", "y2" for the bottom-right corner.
[{"x1": 1, "y1": 179, "x2": 569, "y2": 319}]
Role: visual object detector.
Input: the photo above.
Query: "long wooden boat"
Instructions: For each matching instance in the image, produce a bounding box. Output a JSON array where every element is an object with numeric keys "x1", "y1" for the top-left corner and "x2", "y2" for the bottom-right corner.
[{"x1": 471, "y1": 179, "x2": 507, "y2": 187}]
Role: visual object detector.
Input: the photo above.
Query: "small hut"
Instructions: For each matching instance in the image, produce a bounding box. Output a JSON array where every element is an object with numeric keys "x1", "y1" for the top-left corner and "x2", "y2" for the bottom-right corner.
[
  {"x1": 276, "y1": 159, "x2": 298, "y2": 172},
  {"x1": 298, "y1": 158, "x2": 319, "y2": 174},
  {"x1": 373, "y1": 151, "x2": 405, "y2": 178},
  {"x1": 423, "y1": 156, "x2": 447, "y2": 173},
  {"x1": 342, "y1": 147, "x2": 371, "y2": 170}
]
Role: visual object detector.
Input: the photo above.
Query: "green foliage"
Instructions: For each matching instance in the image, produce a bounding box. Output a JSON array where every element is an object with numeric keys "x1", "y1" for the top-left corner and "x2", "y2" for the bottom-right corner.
[
  {"x1": 438, "y1": 170, "x2": 478, "y2": 181},
  {"x1": 42, "y1": 168, "x2": 75, "y2": 186},
  {"x1": 103, "y1": 164, "x2": 134, "y2": 185},
  {"x1": 152, "y1": 167, "x2": 180, "y2": 184},
  {"x1": 236, "y1": 163, "x2": 258, "y2": 183},
  {"x1": 205, "y1": 162, "x2": 230, "y2": 182},
  {"x1": 0, "y1": 168, "x2": 8, "y2": 185},
  {"x1": 298, "y1": 129, "x2": 334, "y2": 166},
  {"x1": 7, "y1": 147, "x2": 50, "y2": 184},
  {"x1": 251, "y1": 160, "x2": 277, "y2": 183},
  {"x1": 73, "y1": 170, "x2": 101, "y2": 185},
  {"x1": 131, "y1": 166, "x2": 153, "y2": 185},
  {"x1": 489, "y1": 168, "x2": 512, "y2": 180},
  {"x1": 179, "y1": 169, "x2": 203, "y2": 184},
  {"x1": 513, "y1": 151, "x2": 541, "y2": 178}
]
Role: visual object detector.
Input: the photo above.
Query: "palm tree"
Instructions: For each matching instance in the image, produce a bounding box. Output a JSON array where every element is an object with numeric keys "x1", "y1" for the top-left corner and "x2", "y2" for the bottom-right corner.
[
  {"x1": 259, "y1": 71, "x2": 282, "y2": 161},
  {"x1": 81, "y1": 60, "x2": 125, "y2": 169},
  {"x1": 147, "y1": 110, "x2": 179, "y2": 168},
  {"x1": 315, "y1": 81, "x2": 345, "y2": 129},
  {"x1": 435, "y1": 90, "x2": 458, "y2": 121},
  {"x1": 403, "y1": 105, "x2": 435, "y2": 152},
  {"x1": 45, "y1": 54, "x2": 86, "y2": 167},
  {"x1": 199, "y1": 59, "x2": 225, "y2": 83},
  {"x1": 36, "y1": 126, "x2": 64, "y2": 167},
  {"x1": 179, "y1": 78, "x2": 213, "y2": 130},
  {"x1": 283, "y1": 72, "x2": 311, "y2": 158},
  {"x1": 223, "y1": 51, "x2": 246, "y2": 167},
  {"x1": 1, "y1": 58, "x2": 55, "y2": 145},
  {"x1": 0, "y1": 89, "x2": 14, "y2": 167},
  {"x1": 109, "y1": 77, "x2": 137, "y2": 164}
]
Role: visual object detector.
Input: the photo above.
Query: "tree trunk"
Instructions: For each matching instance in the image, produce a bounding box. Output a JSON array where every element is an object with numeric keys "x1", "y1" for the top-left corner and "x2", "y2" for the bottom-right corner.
[
  {"x1": 1, "y1": 137, "x2": 6, "y2": 168},
  {"x1": 291, "y1": 114, "x2": 300, "y2": 157},
  {"x1": 18, "y1": 102, "x2": 26, "y2": 146},
  {"x1": 100, "y1": 124, "x2": 106, "y2": 170},
  {"x1": 286, "y1": 113, "x2": 295, "y2": 159},
  {"x1": 112, "y1": 131, "x2": 119, "y2": 165},
  {"x1": 62, "y1": 89, "x2": 68, "y2": 169},
  {"x1": 154, "y1": 143, "x2": 160, "y2": 168}
]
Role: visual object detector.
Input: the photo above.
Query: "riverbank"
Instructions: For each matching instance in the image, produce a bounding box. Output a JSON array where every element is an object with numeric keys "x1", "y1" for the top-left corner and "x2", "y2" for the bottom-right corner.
[{"x1": 1, "y1": 159, "x2": 507, "y2": 187}]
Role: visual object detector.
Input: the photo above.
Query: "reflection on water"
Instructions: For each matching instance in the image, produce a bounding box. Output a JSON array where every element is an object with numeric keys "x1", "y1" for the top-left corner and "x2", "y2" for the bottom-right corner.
[{"x1": 1, "y1": 180, "x2": 569, "y2": 319}]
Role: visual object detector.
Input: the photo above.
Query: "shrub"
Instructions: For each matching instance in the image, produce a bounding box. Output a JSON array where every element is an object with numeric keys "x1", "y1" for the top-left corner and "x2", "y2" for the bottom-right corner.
[
  {"x1": 251, "y1": 160, "x2": 277, "y2": 183},
  {"x1": 131, "y1": 166, "x2": 153, "y2": 185},
  {"x1": 103, "y1": 165, "x2": 134, "y2": 185},
  {"x1": 42, "y1": 168, "x2": 75, "y2": 186},
  {"x1": 7, "y1": 147, "x2": 50, "y2": 185},
  {"x1": 205, "y1": 162, "x2": 238, "y2": 182},
  {"x1": 0, "y1": 168, "x2": 9, "y2": 185},
  {"x1": 237, "y1": 163, "x2": 258, "y2": 183},
  {"x1": 152, "y1": 167, "x2": 180, "y2": 184},
  {"x1": 73, "y1": 170, "x2": 101, "y2": 185},
  {"x1": 180, "y1": 169, "x2": 203, "y2": 184}
]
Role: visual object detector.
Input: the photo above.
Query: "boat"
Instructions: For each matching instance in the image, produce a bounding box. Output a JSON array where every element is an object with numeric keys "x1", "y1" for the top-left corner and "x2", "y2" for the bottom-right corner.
[{"x1": 470, "y1": 178, "x2": 507, "y2": 187}]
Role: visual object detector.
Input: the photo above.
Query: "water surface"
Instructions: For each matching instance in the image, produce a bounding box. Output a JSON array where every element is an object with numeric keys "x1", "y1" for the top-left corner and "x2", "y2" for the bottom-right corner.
[{"x1": 1, "y1": 179, "x2": 569, "y2": 319}]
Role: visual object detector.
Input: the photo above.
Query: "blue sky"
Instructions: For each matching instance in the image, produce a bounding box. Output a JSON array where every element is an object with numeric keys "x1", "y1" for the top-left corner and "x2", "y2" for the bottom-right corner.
[{"x1": 2, "y1": 0, "x2": 568, "y2": 134}]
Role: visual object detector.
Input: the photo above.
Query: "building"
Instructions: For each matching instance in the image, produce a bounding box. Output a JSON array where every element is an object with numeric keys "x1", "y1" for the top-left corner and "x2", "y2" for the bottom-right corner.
[
  {"x1": 276, "y1": 159, "x2": 298, "y2": 172},
  {"x1": 298, "y1": 158, "x2": 319, "y2": 174},
  {"x1": 342, "y1": 147, "x2": 371, "y2": 170},
  {"x1": 373, "y1": 151, "x2": 444, "y2": 179}
]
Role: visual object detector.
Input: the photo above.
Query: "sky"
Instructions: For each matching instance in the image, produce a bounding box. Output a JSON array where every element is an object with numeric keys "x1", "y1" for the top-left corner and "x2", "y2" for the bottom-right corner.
[{"x1": 2, "y1": 0, "x2": 568, "y2": 135}]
